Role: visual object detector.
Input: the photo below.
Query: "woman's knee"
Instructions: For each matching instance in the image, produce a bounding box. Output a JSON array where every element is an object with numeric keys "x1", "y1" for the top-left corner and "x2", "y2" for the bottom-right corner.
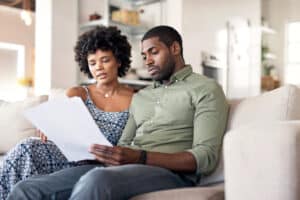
[{"x1": 8, "y1": 179, "x2": 39, "y2": 199}]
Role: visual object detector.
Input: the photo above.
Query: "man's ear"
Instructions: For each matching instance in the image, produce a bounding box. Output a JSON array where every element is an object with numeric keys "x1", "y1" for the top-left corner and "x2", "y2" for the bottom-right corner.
[{"x1": 171, "y1": 41, "x2": 181, "y2": 56}]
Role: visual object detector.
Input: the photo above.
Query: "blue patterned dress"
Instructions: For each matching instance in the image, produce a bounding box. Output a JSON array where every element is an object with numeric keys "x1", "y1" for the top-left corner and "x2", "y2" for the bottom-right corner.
[{"x1": 0, "y1": 87, "x2": 129, "y2": 200}]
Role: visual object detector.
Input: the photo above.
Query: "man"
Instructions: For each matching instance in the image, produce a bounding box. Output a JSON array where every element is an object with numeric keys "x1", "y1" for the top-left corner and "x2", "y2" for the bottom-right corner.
[{"x1": 8, "y1": 26, "x2": 228, "y2": 200}]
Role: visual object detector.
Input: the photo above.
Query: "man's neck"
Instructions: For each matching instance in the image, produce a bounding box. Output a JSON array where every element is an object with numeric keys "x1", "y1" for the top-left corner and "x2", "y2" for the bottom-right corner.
[{"x1": 173, "y1": 58, "x2": 185, "y2": 74}]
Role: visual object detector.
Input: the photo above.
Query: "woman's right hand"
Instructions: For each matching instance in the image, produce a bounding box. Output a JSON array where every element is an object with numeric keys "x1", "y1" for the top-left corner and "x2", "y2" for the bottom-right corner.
[{"x1": 37, "y1": 129, "x2": 48, "y2": 143}]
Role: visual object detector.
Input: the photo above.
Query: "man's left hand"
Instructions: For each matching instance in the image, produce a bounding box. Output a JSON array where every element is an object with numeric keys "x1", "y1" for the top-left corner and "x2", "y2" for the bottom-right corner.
[{"x1": 89, "y1": 144, "x2": 140, "y2": 166}]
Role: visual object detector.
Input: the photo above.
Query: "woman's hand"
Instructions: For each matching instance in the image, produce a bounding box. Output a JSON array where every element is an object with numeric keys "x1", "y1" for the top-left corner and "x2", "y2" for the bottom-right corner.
[
  {"x1": 37, "y1": 129, "x2": 48, "y2": 143},
  {"x1": 89, "y1": 144, "x2": 141, "y2": 166}
]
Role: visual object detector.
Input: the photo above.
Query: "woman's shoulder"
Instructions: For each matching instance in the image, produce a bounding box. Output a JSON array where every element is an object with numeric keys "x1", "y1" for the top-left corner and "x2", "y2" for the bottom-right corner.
[{"x1": 65, "y1": 86, "x2": 88, "y2": 100}]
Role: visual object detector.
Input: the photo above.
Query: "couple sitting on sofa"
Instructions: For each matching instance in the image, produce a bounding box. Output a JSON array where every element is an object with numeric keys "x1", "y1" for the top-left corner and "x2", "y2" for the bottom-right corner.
[{"x1": 0, "y1": 25, "x2": 228, "y2": 200}]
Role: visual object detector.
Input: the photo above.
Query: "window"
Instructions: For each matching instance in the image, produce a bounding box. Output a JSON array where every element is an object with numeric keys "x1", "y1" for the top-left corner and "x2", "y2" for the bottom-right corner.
[
  {"x1": 0, "y1": 42, "x2": 27, "y2": 101},
  {"x1": 285, "y1": 21, "x2": 300, "y2": 85}
]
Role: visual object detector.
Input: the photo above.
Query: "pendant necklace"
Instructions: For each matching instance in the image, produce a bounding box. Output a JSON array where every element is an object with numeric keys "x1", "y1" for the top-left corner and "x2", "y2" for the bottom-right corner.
[
  {"x1": 100, "y1": 85, "x2": 119, "y2": 98},
  {"x1": 104, "y1": 93, "x2": 110, "y2": 98}
]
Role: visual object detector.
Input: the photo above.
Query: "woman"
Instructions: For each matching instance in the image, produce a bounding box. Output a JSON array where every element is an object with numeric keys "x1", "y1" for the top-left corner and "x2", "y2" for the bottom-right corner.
[{"x1": 0, "y1": 26, "x2": 134, "y2": 200}]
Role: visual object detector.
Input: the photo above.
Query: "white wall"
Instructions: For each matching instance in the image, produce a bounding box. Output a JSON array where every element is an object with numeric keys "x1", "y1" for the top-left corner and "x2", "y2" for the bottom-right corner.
[
  {"x1": 262, "y1": 0, "x2": 300, "y2": 84},
  {"x1": 0, "y1": 6, "x2": 35, "y2": 79},
  {"x1": 181, "y1": 0, "x2": 261, "y2": 72},
  {"x1": 180, "y1": 0, "x2": 261, "y2": 97},
  {"x1": 35, "y1": 0, "x2": 78, "y2": 95}
]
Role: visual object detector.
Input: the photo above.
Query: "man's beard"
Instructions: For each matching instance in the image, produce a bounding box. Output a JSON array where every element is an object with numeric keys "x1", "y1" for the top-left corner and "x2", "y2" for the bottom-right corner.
[{"x1": 153, "y1": 58, "x2": 176, "y2": 82}]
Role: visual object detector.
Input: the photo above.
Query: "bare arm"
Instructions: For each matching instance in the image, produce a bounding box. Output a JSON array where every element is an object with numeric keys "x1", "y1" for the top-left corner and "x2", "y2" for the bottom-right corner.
[{"x1": 65, "y1": 86, "x2": 86, "y2": 99}]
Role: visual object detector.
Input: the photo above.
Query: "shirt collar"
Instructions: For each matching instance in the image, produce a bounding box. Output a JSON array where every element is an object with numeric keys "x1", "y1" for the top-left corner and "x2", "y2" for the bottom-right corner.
[{"x1": 153, "y1": 65, "x2": 193, "y2": 88}]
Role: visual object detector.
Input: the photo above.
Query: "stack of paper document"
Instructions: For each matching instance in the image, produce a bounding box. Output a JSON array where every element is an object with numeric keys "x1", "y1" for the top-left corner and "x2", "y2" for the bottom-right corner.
[{"x1": 24, "y1": 97, "x2": 112, "y2": 161}]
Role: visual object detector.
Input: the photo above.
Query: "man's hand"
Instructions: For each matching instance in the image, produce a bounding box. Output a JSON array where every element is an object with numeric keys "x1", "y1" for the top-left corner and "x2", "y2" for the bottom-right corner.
[{"x1": 89, "y1": 144, "x2": 141, "y2": 166}]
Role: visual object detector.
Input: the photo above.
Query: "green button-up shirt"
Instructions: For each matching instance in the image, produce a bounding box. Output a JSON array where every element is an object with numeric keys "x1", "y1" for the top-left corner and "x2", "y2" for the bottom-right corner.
[{"x1": 118, "y1": 65, "x2": 229, "y2": 182}]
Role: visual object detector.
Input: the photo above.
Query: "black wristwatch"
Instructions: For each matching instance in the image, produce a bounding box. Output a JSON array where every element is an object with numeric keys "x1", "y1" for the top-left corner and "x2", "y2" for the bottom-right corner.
[{"x1": 138, "y1": 150, "x2": 147, "y2": 164}]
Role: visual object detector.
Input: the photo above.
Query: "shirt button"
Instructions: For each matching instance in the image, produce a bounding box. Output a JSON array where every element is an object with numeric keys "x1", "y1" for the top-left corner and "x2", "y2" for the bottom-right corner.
[
  {"x1": 175, "y1": 80, "x2": 178, "y2": 82},
  {"x1": 164, "y1": 86, "x2": 168, "y2": 89},
  {"x1": 156, "y1": 101, "x2": 160, "y2": 105}
]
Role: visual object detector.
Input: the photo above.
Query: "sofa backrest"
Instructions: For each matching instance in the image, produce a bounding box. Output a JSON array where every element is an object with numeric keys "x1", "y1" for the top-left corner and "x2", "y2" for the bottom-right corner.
[{"x1": 227, "y1": 85, "x2": 300, "y2": 131}]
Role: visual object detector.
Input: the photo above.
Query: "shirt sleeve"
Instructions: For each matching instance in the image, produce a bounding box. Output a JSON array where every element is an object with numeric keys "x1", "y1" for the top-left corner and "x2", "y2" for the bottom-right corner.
[
  {"x1": 187, "y1": 83, "x2": 229, "y2": 175},
  {"x1": 117, "y1": 112, "x2": 137, "y2": 147}
]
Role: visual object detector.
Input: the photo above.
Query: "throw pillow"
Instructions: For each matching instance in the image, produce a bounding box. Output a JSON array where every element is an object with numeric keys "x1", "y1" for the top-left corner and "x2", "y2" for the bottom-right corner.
[{"x1": 0, "y1": 95, "x2": 48, "y2": 153}]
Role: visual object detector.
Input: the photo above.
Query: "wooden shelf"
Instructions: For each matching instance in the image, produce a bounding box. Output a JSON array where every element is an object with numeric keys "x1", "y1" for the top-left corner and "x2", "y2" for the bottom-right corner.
[
  {"x1": 111, "y1": 0, "x2": 162, "y2": 7},
  {"x1": 79, "y1": 78, "x2": 152, "y2": 87},
  {"x1": 119, "y1": 78, "x2": 152, "y2": 86},
  {"x1": 80, "y1": 19, "x2": 148, "y2": 36}
]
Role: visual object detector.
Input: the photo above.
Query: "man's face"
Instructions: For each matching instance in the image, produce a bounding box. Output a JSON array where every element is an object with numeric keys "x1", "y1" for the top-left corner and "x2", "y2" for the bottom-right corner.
[{"x1": 141, "y1": 37, "x2": 176, "y2": 81}]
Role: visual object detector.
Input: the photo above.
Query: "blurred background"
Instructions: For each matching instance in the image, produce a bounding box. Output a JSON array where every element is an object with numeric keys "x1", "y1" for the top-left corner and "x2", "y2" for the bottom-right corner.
[{"x1": 0, "y1": 0, "x2": 299, "y2": 101}]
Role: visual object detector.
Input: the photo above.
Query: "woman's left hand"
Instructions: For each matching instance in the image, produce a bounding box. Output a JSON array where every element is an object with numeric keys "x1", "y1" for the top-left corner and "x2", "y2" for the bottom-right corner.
[{"x1": 89, "y1": 144, "x2": 141, "y2": 166}]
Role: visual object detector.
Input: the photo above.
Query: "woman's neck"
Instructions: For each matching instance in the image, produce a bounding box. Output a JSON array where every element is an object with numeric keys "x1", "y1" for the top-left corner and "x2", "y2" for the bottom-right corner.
[{"x1": 95, "y1": 80, "x2": 121, "y2": 98}]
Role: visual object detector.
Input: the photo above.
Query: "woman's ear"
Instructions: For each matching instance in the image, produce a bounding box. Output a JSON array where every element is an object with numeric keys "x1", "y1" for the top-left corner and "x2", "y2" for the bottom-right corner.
[{"x1": 171, "y1": 41, "x2": 181, "y2": 56}]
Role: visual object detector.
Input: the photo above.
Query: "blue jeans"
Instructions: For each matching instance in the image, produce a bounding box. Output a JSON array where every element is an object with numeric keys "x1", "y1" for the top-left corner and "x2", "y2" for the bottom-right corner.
[{"x1": 7, "y1": 164, "x2": 194, "y2": 200}]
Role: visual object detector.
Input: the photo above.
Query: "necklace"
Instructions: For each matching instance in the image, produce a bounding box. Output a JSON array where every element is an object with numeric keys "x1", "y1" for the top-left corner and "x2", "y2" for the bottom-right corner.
[
  {"x1": 97, "y1": 85, "x2": 120, "y2": 98},
  {"x1": 104, "y1": 93, "x2": 110, "y2": 98}
]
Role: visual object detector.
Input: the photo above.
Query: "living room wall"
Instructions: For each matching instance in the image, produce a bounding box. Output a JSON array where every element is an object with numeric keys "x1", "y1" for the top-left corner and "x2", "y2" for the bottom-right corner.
[{"x1": 0, "y1": 5, "x2": 35, "y2": 83}]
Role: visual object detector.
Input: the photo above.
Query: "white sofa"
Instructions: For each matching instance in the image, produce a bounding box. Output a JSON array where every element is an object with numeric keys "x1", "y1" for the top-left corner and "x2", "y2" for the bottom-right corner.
[{"x1": 1, "y1": 85, "x2": 300, "y2": 200}]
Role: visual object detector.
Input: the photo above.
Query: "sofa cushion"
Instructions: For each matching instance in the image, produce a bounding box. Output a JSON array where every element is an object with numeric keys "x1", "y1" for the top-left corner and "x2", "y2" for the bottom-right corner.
[
  {"x1": 227, "y1": 85, "x2": 300, "y2": 130},
  {"x1": 130, "y1": 183, "x2": 224, "y2": 200},
  {"x1": 0, "y1": 95, "x2": 48, "y2": 153}
]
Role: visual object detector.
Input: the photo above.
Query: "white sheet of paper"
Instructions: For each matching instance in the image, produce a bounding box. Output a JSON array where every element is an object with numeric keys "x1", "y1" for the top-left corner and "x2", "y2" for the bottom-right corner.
[{"x1": 23, "y1": 97, "x2": 112, "y2": 161}]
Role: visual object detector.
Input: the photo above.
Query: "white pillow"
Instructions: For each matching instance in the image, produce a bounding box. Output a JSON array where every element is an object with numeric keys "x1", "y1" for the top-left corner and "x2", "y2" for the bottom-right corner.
[{"x1": 0, "y1": 95, "x2": 48, "y2": 153}]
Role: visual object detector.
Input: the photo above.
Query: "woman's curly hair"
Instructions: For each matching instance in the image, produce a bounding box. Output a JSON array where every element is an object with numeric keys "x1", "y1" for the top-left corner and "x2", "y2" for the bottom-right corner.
[{"x1": 74, "y1": 26, "x2": 132, "y2": 78}]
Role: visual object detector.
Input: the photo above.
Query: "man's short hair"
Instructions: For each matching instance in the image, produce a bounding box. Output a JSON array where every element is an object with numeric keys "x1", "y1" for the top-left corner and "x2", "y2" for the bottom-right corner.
[{"x1": 142, "y1": 25, "x2": 184, "y2": 58}]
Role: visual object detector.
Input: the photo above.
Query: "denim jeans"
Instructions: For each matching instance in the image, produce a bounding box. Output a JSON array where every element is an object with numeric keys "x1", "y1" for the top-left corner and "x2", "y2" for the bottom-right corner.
[{"x1": 7, "y1": 164, "x2": 194, "y2": 200}]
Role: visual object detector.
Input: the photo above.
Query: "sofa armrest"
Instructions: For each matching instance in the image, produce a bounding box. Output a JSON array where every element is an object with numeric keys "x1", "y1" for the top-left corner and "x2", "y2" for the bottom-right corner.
[{"x1": 224, "y1": 121, "x2": 300, "y2": 200}]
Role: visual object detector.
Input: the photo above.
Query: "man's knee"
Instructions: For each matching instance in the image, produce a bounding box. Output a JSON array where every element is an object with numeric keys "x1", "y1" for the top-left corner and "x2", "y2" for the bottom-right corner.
[
  {"x1": 70, "y1": 167, "x2": 118, "y2": 199},
  {"x1": 79, "y1": 167, "x2": 114, "y2": 187}
]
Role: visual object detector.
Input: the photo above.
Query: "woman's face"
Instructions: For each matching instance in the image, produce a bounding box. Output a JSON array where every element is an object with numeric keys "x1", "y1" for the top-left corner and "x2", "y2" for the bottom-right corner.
[{"x1": 87, "y1": 49, "x2": 120, "y2": 84}]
